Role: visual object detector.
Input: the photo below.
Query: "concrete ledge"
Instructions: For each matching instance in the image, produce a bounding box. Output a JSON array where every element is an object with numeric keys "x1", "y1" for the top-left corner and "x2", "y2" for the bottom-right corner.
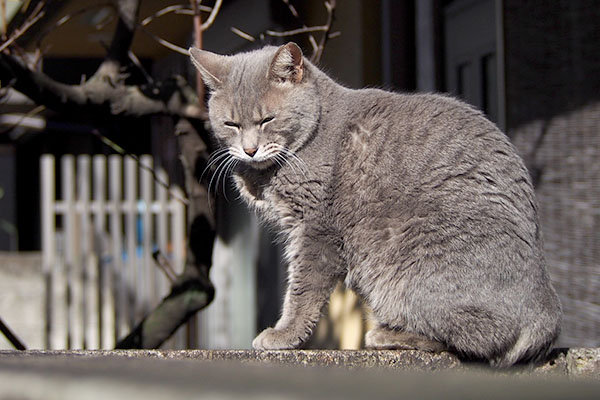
[
  {"x1": 1, "y1": 349, "x2": 599, "y2": 400},
  {"x1": 1, "y1": 348, "x2": 599, "y2": 377},
  {"x1": 1, "y1": 349, "x2": 461, "y2": 370}
]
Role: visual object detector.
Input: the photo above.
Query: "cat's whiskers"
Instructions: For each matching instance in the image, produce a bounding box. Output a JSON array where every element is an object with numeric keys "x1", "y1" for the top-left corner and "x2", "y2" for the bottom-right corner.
[
  {"x1": 222, "y1": 158, "x2": 240, "y2": 201},
  {"x1": 261, "y1": 144, "x2": 303, "y2": 178},
  {"x1": 269, "y1": 151, "x2": 284, "y2": 168},
  {"x1": 205, "y1": 147, "x2": 231, "y2": 167},
  {"x1": 272, "y1": 153, "x2": 289, "y2": 173},
  {"x1": 255, "y1": 143, "x2": 286, "y2": 169},
  {"x1": 261, "y1": 143, "x2": 282, "y2": 157},
  {"x1": 219, "y1": 157, "x2": 239, "y2": 202},
  {"x1": 271, "y1": 143, "x2": 307, "y2": 168},
  {"x1": 273, "y1": 152, "x2": 302, "y2": 180},
  {"x1": 274, "y1": 145, "x2": 309, "y2": 179},
  {"x1": 208, "y1": 153, "x2": 232, "y2": 193},
  {"x1": 229, "y1": 147, "x2": 246, "y2": 161},
  {"x1": 207, "y1": 150, "x2": 238, "y2": 209},
  {"x1": 200, "y1": 148, "x2": 232, "y2": 182}
]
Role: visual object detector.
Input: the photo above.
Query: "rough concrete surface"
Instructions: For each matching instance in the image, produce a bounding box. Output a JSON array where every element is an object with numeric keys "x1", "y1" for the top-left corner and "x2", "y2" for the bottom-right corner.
[
  {"x1": 566, "y1": 348, "x2": 600, "y2": 379},
  {"x1": 2, "y1": 349, "x2": 461, "y2": 370},
  {"x1": 0, "y1": 349, "x2": 599, "y2": 399}
]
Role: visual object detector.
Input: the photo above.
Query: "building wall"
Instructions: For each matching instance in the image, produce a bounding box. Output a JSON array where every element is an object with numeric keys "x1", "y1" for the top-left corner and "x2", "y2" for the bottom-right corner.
[{"x1": 504, "y1": 0, "x2": 600, "y2": 347}]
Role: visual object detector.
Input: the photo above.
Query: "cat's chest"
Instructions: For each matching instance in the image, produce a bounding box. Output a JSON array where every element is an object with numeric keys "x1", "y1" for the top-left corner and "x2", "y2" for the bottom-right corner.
[{"x1": 234, "y1": 169, "x2": 322, "y2": 228}]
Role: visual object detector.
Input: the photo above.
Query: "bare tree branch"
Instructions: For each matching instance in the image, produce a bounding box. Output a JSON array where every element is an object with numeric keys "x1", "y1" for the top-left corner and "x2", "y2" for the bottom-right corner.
[
  {"x1": 0, "y1": 104, "x2": 45, "y2": 136},
  {"x1": 230, "y1": 26, "x2": 256, "y2": 42},
  {"x1": 190, "y1": 0, "x2": 205, "y2": 110},
  {"x1": 90, "y1": 129, "x2": 190, "y2": 204},
  {"x1": 311, "y1": 0, "x2": 336, "y2": 63},
  {"x1": 140, "y1": 4, "x2": 212, "y2": 27},
  {"x1": 281, "y1": 0, "x2": 319, "y2": 55},
  {"x1": 152, "y1": 250, "x2": 178, "y2": 283},
  {"x1": 0, "y1": 52, "x2": 204, "y2": 119},
  {"x1": 128, "y1": 49, "x2": 153, "y2": 83},
  {"x1": 0, "y1": 316, "x2": 26, "y2": 350},
  {"x1": 137, "y1": 24, "x2": 189, "y2": 55},
  {"x1": 115, "y1": 118, "x2": 217, "y2": 350},
  {"x1": 176, "y1": 117, "x2": 216, "y2": 287},
  {"x1": 0, "y1": 1, "x2": 45, "y2": 53},
  {"x1": 114, "y1": 270, "x2": 214, "y2": 349},
  {"x1": 0, "y1": 0, "x2": 203, "y2": 120},
  {"x1": 135, "y1": 0, "x2": 222, "y2": 57},
  {"x1": 1, "y1": 0, "x2": 338, "y2": 352},
  {"x1": 231, "y1": 0, "x2": 337, "y2": 62},
  {"x1": 199, "y1": 0, "x2": 222, "y2": 31},
  {"x1": 106, "y1": 0, "x2": 138, "y2": 62},
  {"x1": 265, "y1": 25, "x2": 329, "y2": 38},
  {"x1": 89, "y1": 0, "x2": 140, "y2": 86},
  {"x1": 116, "y1": 1, "x2": 218, "y2": 350}
]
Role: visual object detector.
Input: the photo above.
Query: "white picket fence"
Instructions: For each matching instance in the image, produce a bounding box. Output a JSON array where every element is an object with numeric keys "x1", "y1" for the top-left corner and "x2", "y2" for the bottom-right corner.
[{"x1": 40, "y1": 154, "x2": 187, "y2": 349}]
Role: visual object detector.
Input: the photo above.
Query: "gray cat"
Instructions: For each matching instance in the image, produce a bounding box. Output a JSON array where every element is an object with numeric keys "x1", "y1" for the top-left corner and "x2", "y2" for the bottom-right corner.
[{"x1": 189, "y1": 42, "x2": 562, "y2": 367}]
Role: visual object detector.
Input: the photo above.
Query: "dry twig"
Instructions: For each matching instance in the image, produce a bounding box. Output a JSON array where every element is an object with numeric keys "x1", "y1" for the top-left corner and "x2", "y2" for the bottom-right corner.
[
  {"x1": 127, "y1": 49, "x2": 153, "y2": 83},
  {"x1": 311, "y1": 0, "x2": 336, "y2": 63},
  {"x1": 138, "y1": 24, "x2": 189, "y2": 55},
  {"x1": 266, "y1": 25, "x2": 329, "y2": 37},
  {"x1": 152, "y1": 250, "x2": 178, "y2": 283},
  {"x1": 281, "y1": 0, "x2": 319, "y2": 52},
  {"x1": 230, "y1": 26, "x2": 255, "y2": 42},
  {"x1": 230, "y1": 0, "x2": 337, "y2": 63},
  {"x1": 137, "y1": 0, "x2": 222, "y2": 57},
  {"x1": 0, "y1": 1, "x2": 45, "y2": 53},
  {"x1": 0, "y1": 104, "x2": 45, "y2": 135},
  {"x1": 0, "y1": 316, "x2": 26, "y2": 350},
  {"x1": 91, "y1": 129, "x2": 189, "y2": 205},
  {"x1": 140, "y1": 4, "x2": 212, "y2": 27},
  {"x1": 199, "y1": 0, "x2": 222, "y2": 31}
]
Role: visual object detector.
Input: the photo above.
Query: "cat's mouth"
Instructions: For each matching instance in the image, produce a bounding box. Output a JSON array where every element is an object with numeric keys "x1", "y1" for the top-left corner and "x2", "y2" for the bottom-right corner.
[
  {"x1": 229, "y1": 143, "x2": 307, "y2": 174},
  {"x1": 245, "y1": 158, "x2": 276, "y2": 170},
  {"x1": 230, "y1": 145, "x2": 281, "y2": 170}
]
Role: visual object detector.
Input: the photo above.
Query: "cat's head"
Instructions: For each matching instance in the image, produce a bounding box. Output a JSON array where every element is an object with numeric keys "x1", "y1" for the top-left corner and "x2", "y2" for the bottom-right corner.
[{"x1": 189, "y1": 43, "x2": 320, "y2": 169}]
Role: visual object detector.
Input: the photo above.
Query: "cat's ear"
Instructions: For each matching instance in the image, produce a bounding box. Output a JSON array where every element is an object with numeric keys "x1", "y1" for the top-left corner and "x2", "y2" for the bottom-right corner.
[
  {"x1": 189, "y1": 47, "x2": 230, "y2": 90},
  {"x1": 268, "y1": 42, "x2": 304, "y2": 84}
]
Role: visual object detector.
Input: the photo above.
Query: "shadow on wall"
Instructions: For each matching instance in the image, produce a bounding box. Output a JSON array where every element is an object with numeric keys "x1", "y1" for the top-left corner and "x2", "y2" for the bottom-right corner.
[{"x1": 504, "y1": 0, "x2": 600, "y2": 347}]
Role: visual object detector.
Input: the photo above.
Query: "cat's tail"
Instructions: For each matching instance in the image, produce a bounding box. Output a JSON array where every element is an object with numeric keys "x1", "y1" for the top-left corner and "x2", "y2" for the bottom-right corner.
[
  {"x1": 440, "y1": 306, "x2": 560, "y2": 367},
  {"x1": 492, "y1": 287, "x2": 562, "y2": 368},
  {"x1": 440, "y1": 306, "x2": 518, "y2": 364},
  {"x1": 491, "y1": 313, "x2": 562, "y2": 368}
]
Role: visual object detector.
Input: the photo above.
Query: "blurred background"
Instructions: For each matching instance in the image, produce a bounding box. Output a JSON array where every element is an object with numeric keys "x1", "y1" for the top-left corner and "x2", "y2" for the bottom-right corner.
[{"x1": 0, "y1": 0, "x2": 598, "y2": 351}]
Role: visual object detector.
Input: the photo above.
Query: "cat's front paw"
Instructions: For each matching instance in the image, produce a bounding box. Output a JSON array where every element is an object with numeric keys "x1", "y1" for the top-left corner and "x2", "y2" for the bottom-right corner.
[{"x1": 252, "y1": 327, "x2": 303, "y2": 350}]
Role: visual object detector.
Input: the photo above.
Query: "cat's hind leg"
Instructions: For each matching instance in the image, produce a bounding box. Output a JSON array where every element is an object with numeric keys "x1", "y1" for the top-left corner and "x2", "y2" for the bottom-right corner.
[{"x1": 365, "y1": 326, "x2": 447, "y2": 352}]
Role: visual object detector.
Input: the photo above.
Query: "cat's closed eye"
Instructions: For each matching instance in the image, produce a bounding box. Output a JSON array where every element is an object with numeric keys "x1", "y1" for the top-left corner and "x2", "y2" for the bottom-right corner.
[
  {"x1": 224, "y1": 121, "x2": 240, "y2": 129},
  {"x1": 260, "y1": 116, "x2": 275, "y2": 126}
]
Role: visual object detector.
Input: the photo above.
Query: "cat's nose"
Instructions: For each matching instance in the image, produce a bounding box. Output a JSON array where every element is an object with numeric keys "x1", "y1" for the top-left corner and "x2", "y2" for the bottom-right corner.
[{"x1": 244, "y1": 147, "x2": 258, "y2": 157}]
